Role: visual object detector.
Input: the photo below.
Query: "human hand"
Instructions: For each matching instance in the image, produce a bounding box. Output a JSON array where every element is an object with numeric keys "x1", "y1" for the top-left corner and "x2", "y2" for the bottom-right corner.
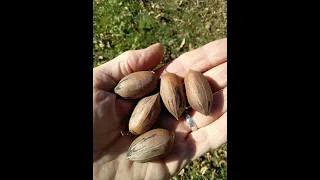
[{"x1": 93, "y1": 38, "x2": 227, "y2": 180}]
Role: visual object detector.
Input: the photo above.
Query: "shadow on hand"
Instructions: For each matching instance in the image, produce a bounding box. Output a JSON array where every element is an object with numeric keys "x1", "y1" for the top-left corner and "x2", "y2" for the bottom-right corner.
[{"x1": 161, "y1": 131, "x2": 197, "y2": 173}]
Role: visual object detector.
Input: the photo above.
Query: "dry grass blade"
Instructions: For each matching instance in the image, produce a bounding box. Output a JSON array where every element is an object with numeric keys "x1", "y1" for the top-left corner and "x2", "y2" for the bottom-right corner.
[
  {"x1": 177, "y1": 38, "x2": 186, "y2": 51},
  {"x1": 211, "y1": 169, "x2": 216, "y2": 180}
]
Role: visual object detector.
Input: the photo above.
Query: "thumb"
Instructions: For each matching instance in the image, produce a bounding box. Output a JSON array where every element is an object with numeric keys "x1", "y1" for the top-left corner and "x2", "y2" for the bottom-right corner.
[{"x1": 94, "y1": 43, "x2": 164, "y2": 91}]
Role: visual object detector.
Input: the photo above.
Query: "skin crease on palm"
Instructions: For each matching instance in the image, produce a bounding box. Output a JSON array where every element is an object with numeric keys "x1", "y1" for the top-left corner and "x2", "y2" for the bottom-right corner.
[{"x1": 93, "y1": 38, "x2": 227, "y2": 180}]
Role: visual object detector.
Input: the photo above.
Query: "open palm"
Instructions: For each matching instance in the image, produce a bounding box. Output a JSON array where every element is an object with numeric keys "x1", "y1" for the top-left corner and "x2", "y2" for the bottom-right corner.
[{"x1": 93, "y1": 38, "x2": 227, "y2": 180}]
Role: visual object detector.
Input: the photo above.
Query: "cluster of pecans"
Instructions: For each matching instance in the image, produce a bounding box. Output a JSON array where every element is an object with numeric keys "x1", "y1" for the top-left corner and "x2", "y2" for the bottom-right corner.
[{"x1": 114, "y1": 69, "x2": 213, "y2": 163}]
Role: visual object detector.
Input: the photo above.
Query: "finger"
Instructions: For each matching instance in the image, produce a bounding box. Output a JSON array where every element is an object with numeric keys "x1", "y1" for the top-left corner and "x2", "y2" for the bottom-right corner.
[
  {"x1": 183, "y1": 65, "x2": 227, "y2": 129},
  {"x1": 186, "y1": 112, "x2": 227, "y2": 161},
  {"x1": 179, "y1": 63, "x2": 227, "y2": 132},
  {"x1": 203, "y1": 62, "x2": 227, "y2": 93},
  {"x1": 93, "y1": 43, "x2": 164, "y2": 91},
  {"x1": 154, "y1": 64, "x2": 227, "y2": 136},
  {"x1": 155, "y1": 38, "x2": 227, "y2": 78},
  {"x1": 157, "y1": 83, "x2": 226, "y2": 129},
  {"x1": 154, "y1": 86, "x2": 226, "y2": 145},
  {"x1": 183, "y1": 86, "x2": 226, "y2": 140},
  {"x1": 163, "y1": 113, "x2": 227, "y2": 176},
  {"x1": 187, "y1": 86, "x2": 227, "y2": 128}
]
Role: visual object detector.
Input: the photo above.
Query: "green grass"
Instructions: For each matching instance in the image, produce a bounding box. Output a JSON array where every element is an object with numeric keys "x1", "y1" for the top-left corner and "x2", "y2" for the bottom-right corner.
[
  {"x1": 93, "y1": 0, "x2": 227, "y2": 179},
  {"x1": 172, "y1": 144, "x2": 227, "y2": 180}
]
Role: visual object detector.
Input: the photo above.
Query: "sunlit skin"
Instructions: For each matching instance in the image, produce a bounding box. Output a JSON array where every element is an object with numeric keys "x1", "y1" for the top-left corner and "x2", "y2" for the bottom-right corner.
[{"x1": 93, "y1": 38, "x2": 227, "y2": 180}]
